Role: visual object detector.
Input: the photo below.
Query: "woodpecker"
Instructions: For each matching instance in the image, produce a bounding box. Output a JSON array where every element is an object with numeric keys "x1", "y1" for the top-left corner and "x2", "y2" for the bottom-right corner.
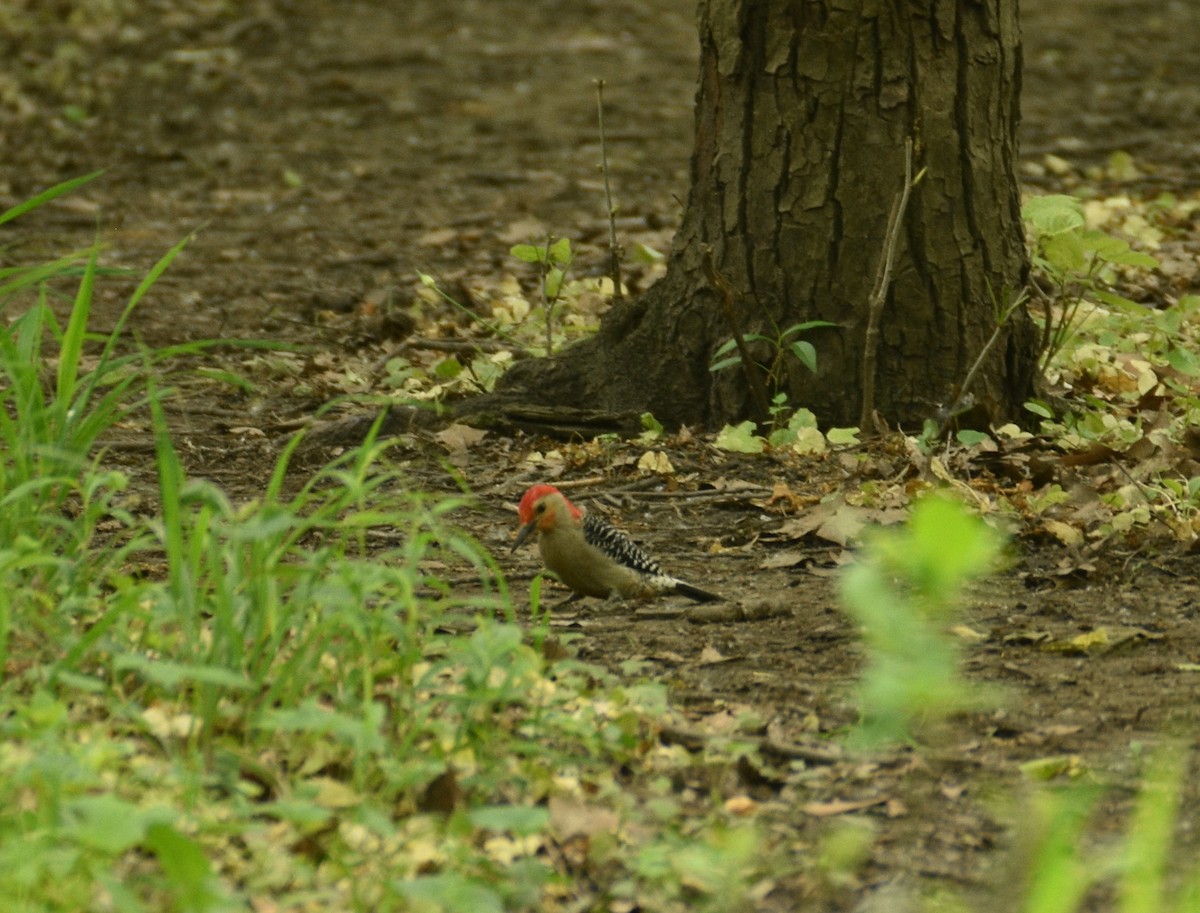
[{"x1": 511, "y1": 483, "x2": 721, "y2": 602}]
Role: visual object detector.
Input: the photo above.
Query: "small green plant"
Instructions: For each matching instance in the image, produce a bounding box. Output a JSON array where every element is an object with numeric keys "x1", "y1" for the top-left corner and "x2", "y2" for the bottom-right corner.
[
  {"x1": 987, "y1": 745, "x2": 1199, "y2": 913},
  {"x1": 1022, "y1": 194, "x2": 1159, "y2": 376},
  {"x1": 839, "y1": 495, "x2": 1004, "y2": 746},
  {"x1": 511, "y1": 236, "x2": 574, "y2": 355},
  {"x1": 709, "y1": 319, "x2": 835, "y2": 392}
]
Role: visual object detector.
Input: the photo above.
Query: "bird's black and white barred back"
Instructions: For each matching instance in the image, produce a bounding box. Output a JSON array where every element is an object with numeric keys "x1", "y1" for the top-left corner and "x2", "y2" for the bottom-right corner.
[{"x1": 580, "y1": 511, "x2": 666, "y2": 579}]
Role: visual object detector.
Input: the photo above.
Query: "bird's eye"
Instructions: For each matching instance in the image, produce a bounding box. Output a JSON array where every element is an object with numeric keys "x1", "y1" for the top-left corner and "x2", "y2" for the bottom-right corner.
[{"x1": 534, "y1": 503, "x2": 545, "y2": 514}]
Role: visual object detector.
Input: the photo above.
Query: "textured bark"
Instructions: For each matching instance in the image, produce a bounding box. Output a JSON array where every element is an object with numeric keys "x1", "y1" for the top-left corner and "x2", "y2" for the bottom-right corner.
[{"x1": 496, "y1": 0, "x2": 1036, "y2": 430}]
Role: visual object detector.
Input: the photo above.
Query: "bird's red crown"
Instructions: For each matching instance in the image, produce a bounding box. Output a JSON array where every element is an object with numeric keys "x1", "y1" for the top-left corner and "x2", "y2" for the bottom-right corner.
[{"x1": 516, "y1": 483, "x2": 582, "y2": 525}]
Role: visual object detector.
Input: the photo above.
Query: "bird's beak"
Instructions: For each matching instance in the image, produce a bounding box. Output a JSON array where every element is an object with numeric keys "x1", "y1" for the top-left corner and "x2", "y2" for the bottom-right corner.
[{"x1": 512, "y1": 522, "x2": 536, "y2": 552}]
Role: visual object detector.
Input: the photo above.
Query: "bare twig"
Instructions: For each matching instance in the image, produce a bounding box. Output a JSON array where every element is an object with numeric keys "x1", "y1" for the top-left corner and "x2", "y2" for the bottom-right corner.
[
  {"x1": 859, "y1": 139, "x2": 919, "y2": 432},
  {"x1": 542, "y1": 232, "x2": 556, "y2": 355},
  {"x1": 702, "y1": 245, "x2": 773, "y2": 424},
  {"x1": 594, "y1": 79, "x2": 624, "y2": 303},
  {"x1": 933, "y1": 284, "x2": 1028, "y2": 438}
]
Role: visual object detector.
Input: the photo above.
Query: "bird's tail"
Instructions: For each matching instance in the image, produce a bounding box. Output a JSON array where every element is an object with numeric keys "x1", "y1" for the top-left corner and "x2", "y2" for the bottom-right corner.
[{"x1": 673, "y1": 580, "x2": 723, "y2": 603}]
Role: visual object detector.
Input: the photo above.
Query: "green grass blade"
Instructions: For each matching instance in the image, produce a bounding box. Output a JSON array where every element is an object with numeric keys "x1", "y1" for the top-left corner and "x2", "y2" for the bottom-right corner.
[
  {"x1": 0, "y1": 170, "x2": 104, "y2": 228},
  {"x1": 1119, "y1": 747, "x2": 1185, "y2": 913},
  {"x1": 56, "y1": 246, "x2": 98, "y2": 406},
  {"x1": 0, "y1": 246, "x2": 103, "y2": 303},
  {"x1": 73, "y1": 230, "x2": 194, "y2": 427}
]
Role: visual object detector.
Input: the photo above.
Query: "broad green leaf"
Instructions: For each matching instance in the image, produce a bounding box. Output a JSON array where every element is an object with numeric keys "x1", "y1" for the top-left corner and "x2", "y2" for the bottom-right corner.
[
  {"x1": 548, "y1": 237, "x2": 572, "y2": 264},
  {"x1": 789, "y1": 339, "x2": 818, "y2": 373},
  {"x1": 1082, "y1": 231, "x2": 1158, "y2": 269},
  {"x1": 1093, "y1": 290, "x2": 1144, "y2": 314},
  {"x1": 468, "y1": 804, "x2": 550, "y2": 835},
  {"x1": 640, "y1": 412, "x2": 664, "y2": 435},
  {"x1": 397, "y1": 875, "x2": 504, "y2": 913},
  {"x1": 545, "y1": 266, "x2": 564, "y2": 299},
  {"x1": 787, "y1": 407, "x2": 818, "y2": 429},
  {"x1": 1167, "y1": 346, "x2": 1200, "y2": 376},
  {"x1": 826, "y1": 426, "x2": 860, "y2": 445},
  {"x1": 955, "y1": 429, "x2": 992, "y2": 447},
  {"x1": 1024, "y1": 400, "x2": 1053, "y2": 418},
  {"x1": 714, "y1": 421, "x2": 765, "y2": 453},
  {"x1": 1042, "y1": 231, "x2": 1086, "y2": 273},
  {"x1": 510, "y1": 243, "x2": 544, "y2": 263},
  {"x1": 144, "y1": 822, "x2": 226, "y2": 913},
  {"x1": 1023, "y1": 194, "x2": 1085, "y2": 236},
  {"x1": 434, "y1": 356, "x2": 463, "y2": 379},
  {"x1": 65, "y1": 795, "x2": 151, "y2": 853}
]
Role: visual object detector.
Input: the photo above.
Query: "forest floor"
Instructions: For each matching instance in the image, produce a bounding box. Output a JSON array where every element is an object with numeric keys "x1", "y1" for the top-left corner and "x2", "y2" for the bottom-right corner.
[{"x1": 6, "y1": 0, "x2": 1200, "y2": 909}]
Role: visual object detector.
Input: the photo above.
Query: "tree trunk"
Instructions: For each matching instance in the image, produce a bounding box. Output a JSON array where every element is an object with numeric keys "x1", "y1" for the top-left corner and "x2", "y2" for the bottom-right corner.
[{"x1": 495, "y1": 0, "x2": 1036, "y2": 431}]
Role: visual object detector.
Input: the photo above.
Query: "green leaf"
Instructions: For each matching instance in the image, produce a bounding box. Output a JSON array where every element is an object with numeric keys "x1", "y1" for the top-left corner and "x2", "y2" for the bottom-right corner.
[
  {"x1": 1177, "y1": 295, "x2": 1200, "y2": 316},
  {"x1": 630, "y1": 242, "x2": 664, "y2": 263},
  {"x1": 826, "y1": 426, "x2": 860, "y2": 445},
  {"x1": 902, "y1": 496, "x2": 1003, "y2": 605},
  {"x1": 779, "y1": 319, "x2": 837, "y2": 338},
  {"x1": 789, "y1": 339, "x2": 818, "y2": 373},
  {"x1": 709, "y1": 355, "x2": 743, "y2": 373},
  {"x1": 114, "y1": 655, "x2": 255, "y2": 691},
  {"x1": 0, "y1": 170, "x2": 104, "y2": 227},
  {"x1": 714, "y1": 421, "x2": 765, "y2": 453},
  {"x1": 1167, "y1": 346, "x2": 1200, "y2": 376},
  {"x1": 1093, "y1": 290, "x2": 1145, "y2": 314},
  {"x1": 468, "y1": 804, "x2": 550, "y2": 835},
  {"x1": 711, "y1": 337, "x2": 740, "y2": 358},
  {"x1": 510, "y1": 243, "x2": 544, "y2": 263},
  {"x1": 547, "y1": 237, "x2": 572, "y2": 264},
  {"x1": 65, "y1": 795, "x2": 151, "y2": 853},
  {"x1": 144, "y1": 822, "x2": 225, "y2": 913},
  {"x1": 545, "y1": 266, "x2": 565, "y2": 300},
  {"x1": 955, "y1": 429, "x2": 992, "y2": 447},
  {"x1": 397, "y1": 875, "x2": 504, "y2": 913},
  {"x1": 1043, "y1": 231, "x2": 1086, "y2": 273},
  {"x1": 787, "y1": 407, "x2": 818, "y2": 430},
  {"x1": 1024, "y1": 400, "x2": 1054, "y2": 419},
  {"x1": 640, "y1": 412, "x2": 664, "y2": 435},
  {"x1": 434, "y1": 356, "x2": 463, "y2": 379},
  {"x1": 1022, "y1": 194, "x2": 1085, "y2": 236}
]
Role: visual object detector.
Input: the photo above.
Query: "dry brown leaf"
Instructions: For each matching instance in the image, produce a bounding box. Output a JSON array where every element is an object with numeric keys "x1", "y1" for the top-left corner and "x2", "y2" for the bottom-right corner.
[
  {"x1": 759, "y1": 549, "x2": 808, "y2": 570},
  {"x1": 637, "y1": 450, "x2": 674, "y2": 475},
  {"x1": 435, "y1": 423, "x2": 488, "y2": 452},
  {"x1": 724, "y1": 796, "x2": 758, "y2": 817},
  {"x1": 548, "y1": 795, "x2": 619, "y2": 839},
  {"x1": 1043, "y1": 519, "x2": 1084, "y2": 547},
  {"x1": 950, "y1": 624, "x2": 988, "y2": 642}
]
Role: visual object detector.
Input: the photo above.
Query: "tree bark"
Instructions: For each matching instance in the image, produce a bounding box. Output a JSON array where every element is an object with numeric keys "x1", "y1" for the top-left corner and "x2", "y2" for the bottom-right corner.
[{"x1": 495, "y1": 0, "x2": 1036, "y2": 431}]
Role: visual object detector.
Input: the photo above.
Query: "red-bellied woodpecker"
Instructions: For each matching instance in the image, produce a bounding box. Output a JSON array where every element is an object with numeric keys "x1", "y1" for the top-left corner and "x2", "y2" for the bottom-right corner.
[{"x1": 511, "y1": 483, "x2": 721, "y2": 602}]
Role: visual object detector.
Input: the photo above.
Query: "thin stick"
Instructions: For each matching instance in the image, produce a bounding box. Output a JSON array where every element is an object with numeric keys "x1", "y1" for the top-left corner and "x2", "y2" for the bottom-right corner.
[
  {"x1": 934, "y1": 285, "x2": 1028, "y2": 437},
  {"x1": 594, "y1": 79, "x2": 624, "y2": 303},
  {"x1": 542, "y1": 232, "x2": 555, "y2": 355},
  {"x1": 859, "y1": 139, "x2": 918, "y2": 432}
]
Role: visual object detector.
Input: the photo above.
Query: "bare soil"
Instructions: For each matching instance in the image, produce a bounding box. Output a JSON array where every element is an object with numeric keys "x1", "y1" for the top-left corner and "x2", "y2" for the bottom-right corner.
[{"x1": 7, "y1": 1, "x2": 1200, "y2": 908}]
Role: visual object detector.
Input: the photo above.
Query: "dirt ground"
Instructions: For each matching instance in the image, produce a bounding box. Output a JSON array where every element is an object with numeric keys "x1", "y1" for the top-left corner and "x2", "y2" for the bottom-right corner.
[{"x1": 7, "y1": 0, "x2": 1200, "y2": 907}]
